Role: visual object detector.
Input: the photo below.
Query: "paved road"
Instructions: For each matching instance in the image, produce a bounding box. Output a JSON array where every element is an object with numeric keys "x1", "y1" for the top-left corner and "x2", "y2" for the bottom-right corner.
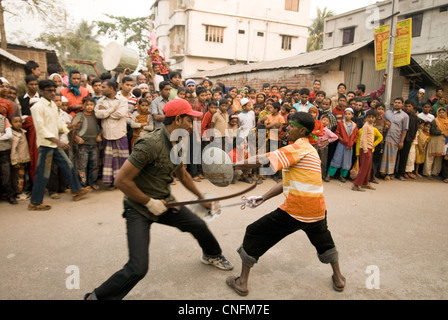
[{"x1": 0, "y1": 176, "x2": 447, "y2": 301}]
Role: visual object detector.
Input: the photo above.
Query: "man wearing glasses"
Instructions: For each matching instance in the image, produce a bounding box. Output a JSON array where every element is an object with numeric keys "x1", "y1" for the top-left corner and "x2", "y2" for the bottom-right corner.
[{"x1": 28, "y1": 79, "x2": 90, "y2": 211}]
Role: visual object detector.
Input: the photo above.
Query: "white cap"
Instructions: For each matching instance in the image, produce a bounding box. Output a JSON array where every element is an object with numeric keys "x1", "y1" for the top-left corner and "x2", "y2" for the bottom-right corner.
[
  {"x1": 241, "y1": 98, "x2": 250, "y2": 106},
  {"x1": 419, "y1": 88, "x2": 425, "y2": 93},
  {"x1": 61, "y1": 96, "x2": 68, "y2": 103},
  {"x1": 0, "y1": 77, "x2": 9, "y2": 84}
]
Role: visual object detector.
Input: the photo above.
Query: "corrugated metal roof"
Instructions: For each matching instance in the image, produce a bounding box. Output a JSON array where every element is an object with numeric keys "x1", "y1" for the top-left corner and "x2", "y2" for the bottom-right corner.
[
  {"x1": 0, "y1": 48, "x2": 26, "y2": 65},
  {"x1": 186, "y1": 39, "x2": 372, "y2": 79}
]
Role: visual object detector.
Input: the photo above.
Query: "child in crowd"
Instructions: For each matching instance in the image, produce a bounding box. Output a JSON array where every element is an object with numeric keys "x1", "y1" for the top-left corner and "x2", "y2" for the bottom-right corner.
[
  {"x1": 418, "y1": 102, "x2": 435, "y2": 122},
  {"x1": 370, "y1": 103, "x2": 387, "y2": 183},
  {"x1": 237, "y1": 98, "x2": 256, "y2": 141},
  {"x1": 130, "y1": 98, "x2": 154, "y2": 148},
  {"x1": 352, "y1": 110, "x2": 382, "y2": 191},
  {"x1": 258, "y1": 98, "x2": 273, "y2": 122},
  {"x1": 415, "y1": 120, "x2": 431, "y2": 177},
  {"x1": 72, "y1": 97, "x2": 102, "y2": 190},
  {"x1": 9, "y1": 114, "x2": 30, "y2": 200},
  {"x1": 211, "y1": 98, "x2": 230, "y2": 151},
  {"x1": 318, "y1": 114, "x2": 338, "y2": 182},
  {"x1": 308, "y1": 106, "x2": 324, "y2": 149},
  {"x1": 201, "y1": 100, "x2": 218, "y2": 143},
  {"x1": 327, "y1": 108, "x2": 358, "y2": 182}
]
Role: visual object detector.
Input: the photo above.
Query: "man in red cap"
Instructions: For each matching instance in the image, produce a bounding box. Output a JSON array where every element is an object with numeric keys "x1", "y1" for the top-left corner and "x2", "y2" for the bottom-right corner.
[{"x1": 84, "y1": 99, "x2": 233, "y2": 300}]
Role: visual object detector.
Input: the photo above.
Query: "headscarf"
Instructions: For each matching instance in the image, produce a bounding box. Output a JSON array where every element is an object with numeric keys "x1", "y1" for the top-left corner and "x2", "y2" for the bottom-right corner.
[
  {"x1": 435, "y1": 107, "x2": 448, "y2": 135},
  {"x1": 49, "y1": 73, "x2": 63, "y2": 85},
  {"x1": 68, "y1": 71, "x2": 81, "y2": 96}
]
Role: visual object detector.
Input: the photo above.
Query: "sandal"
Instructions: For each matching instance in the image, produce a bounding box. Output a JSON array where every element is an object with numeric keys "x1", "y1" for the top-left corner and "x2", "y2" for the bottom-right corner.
[
  {"x1": 226, "y1": 276, "x2": 248, "y2": 296},
  {"x1": 28, "y1": 203, "x2": 52, "y2": 211},
  {"x1": 351, "y1": 185, "x2": 365, "y2": 192},
  {"x1": 362, "y1": 185, "x2": 376, "y2": 190}
]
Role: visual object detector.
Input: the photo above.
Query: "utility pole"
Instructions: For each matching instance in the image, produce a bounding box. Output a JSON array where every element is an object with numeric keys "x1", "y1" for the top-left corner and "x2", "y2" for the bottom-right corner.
[{"x1": 384, "y1": 0, "x2": 399, "y2": 109}]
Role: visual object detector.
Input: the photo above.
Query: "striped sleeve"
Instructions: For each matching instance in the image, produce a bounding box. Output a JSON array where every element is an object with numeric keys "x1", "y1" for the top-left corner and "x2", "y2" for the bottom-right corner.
[{"x1": 266, "y1": 143, "x2": 305, "y2": 172}]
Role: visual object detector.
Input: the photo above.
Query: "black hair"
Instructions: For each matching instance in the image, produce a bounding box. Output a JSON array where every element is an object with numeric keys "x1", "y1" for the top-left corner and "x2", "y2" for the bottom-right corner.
[
  {"x1": 163, "y1": 114, "x2": 189, "y2": 126},
  {"x1": 357, "y1": 84, "x2": 366, "y2": 93},
  {"x1": 82, "y1": 96, "x2": 95, "y2": 104},
  {"x1": 271, "y1": 85, "x2": 278, "y2": 89},
  {"x1": 262, "y1": 83, "x2": 270, "y2": 88},
  {"x1": 104, "y1": 79, "x2": 118, "y2": 91},
  {"x1": 347, "y1": 91, "x2": 356, "y2": 96},
  {"x1": 290, "y1": 112, "x2": 315, "y2": 136},
  {"x1": 292, "y1": 89, "x2": 300, "y2": 95},
  {"x1": 316, "y1": 90, "x2": 326, "y2": 97},
  {"x1": 159, "y1": 80, "x2": 171, "y2": 91},
  {"x1": 132, "y1": 88, "x2": 142, "y2": 98},
  {"x1": 272, "y1": 101, "x2": 281, "y2": 111},
  {"x1": 337, "y1": 83, "x2": 346, "y2": 89},
  {"x1": 338, "y1": 95, "x2": 347, "y2": 101},
  {"x1": 313, "y1": 79, "x2": 321, "y2": 85},
  {"x1": 25, "y1": 75, "x2": 38, "y2": 84},
  {"x1": 394, "y1": 97, "x2": 404, "y2": 104},
  {"x1": 196, "y1": 87, "x2": 207, "y2": 96},
  {"x1": 202, "y1": 79, "x2": 213, "y2": 87},
  {"x1": 91, "y1": 78, "x2": 102, "y2": 86},
  {"x1": 24, "y1": 60, "x2": 39, "y2": 75},
  {"x1": 219, "y1": 98, "x2": 229, "y2": 106},
  {"x1": 138, "y1": 98, "x2": 150, "y2": 105},
  {"x1": 209, "y1": 100, "x2": 219, "y2": 107},
  {"x1": 122, "y1": 76, "x2": 133, "y2": 84},
  {"x1": 100, "y1": 72, "x2": 112, "y2": 81},
  {"x1": 299, "y1": 88, "x2": 310, "y2": 96},
  {"x1": 177, "y1": 87, "x2": 186, "y2": 93},
  {"x1": 69, "y1": 69, "x2": 81, "y2": 77},
  {"x1": 38, "y1": 79, "x2": 56, "y2": 91},
  {"x1": 405, "y1": 99, "x2": 415, "y2": 106},
  {"x1": 8, "y1": 113, "x2": 21, "y2": 122},
  {"x1": 366, "y1": 109, "x2": 377, "y2": 117},
  {"x1": 47, "y1": 63, "x2": 63, "y2": 75},
  {"x1": 169, "y1": 71, "x2": 182, "y2": 80}
]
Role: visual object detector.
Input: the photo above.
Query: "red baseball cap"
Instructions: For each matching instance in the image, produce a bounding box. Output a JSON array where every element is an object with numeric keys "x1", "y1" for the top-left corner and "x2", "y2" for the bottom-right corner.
[{"x1": 163, "y1": 99, "x2": 203, "y2": 118}]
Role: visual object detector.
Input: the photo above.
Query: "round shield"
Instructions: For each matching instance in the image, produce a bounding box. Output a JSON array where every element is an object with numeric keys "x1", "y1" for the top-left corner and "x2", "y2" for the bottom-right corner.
[{"x1": 201, "y1": 147, "x2": 234, "y2": 187}]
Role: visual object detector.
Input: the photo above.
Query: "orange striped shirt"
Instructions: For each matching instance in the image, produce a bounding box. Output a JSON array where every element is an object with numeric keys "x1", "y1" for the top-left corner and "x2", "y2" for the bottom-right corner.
[{"x1": 266, "y1": 138, "x2": 326, "y2": 223}]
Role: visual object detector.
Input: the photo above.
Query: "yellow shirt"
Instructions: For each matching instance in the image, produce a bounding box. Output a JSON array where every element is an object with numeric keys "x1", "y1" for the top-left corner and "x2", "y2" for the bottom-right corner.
[
  {"x1": 267, "y1": 138, "x2": 326, "y2": 223},
  {"x1": 31, "y1": 97, "x2": 69, "y2": 148}
]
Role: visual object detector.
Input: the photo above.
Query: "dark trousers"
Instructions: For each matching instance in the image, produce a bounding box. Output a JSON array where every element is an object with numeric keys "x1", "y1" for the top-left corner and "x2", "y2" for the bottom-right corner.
[
  {"x1": 396, "y1": 140, "x2": 413, "y2": 177},
  {"x1": 371, "y1": 143, "x2": 384, "y2": 180},
  {"x1": 93, "y1": 203, "x2": 223, "y2": 300},
  {"x1": 241, "y1": 208, "x2": 336, "y2": 263},
  {"x1": 318, "y1": 145, "x2": 329, "y2": 177},
  {"x1": 0, "y1": 150, "x2": 14, "y2": 197}
]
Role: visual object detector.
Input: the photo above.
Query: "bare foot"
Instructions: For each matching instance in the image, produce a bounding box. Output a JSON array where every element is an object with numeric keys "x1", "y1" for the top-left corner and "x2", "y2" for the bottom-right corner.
[{"x1": 332, "y1": 274, "x2": 346, "y2": 292}]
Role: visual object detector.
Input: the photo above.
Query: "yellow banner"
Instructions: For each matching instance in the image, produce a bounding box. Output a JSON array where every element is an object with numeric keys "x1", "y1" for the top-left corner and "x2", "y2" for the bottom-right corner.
[
  {"x1": 374, "y1": 18, "x2": 412, "y2": 70},
  {"x1": 394, "y1": 18, "x2": 412, "y2": 68},
  {"x1": 374, "y1": 24, "x2": 391, "y2": 71}
]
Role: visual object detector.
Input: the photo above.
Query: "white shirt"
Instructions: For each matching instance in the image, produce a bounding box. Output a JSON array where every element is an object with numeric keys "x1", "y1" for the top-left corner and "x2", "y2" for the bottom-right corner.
[{"x1": 418, "y1": 112, "x2": 435, "y2": 122}]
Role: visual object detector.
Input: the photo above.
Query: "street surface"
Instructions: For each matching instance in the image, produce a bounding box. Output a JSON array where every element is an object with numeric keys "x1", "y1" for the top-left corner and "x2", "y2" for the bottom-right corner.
[{"x1": 0, "y1": 176, "x2": 447, "y2": 300}]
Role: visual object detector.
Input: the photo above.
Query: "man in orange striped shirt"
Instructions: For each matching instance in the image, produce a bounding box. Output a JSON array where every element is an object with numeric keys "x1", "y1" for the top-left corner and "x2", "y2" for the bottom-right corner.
[{"x1": 226, "y1": 112, "x2": 345, "y2": 296}]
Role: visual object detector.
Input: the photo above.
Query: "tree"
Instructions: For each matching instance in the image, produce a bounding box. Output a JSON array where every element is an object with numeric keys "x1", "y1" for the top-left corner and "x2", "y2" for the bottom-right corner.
[
  {"x1": 95, "y1": 14, "x2": 151, "y2": 64},
  {"x1": 37, "y1": 20, "x2": 104, "y2": 75},
  {"x1": 307, "y1": 7, "x2": 334, "y2": 52},
  {"x1": 423, "y1": 47, "x2": 448, "y2": 84},
  {"x1": 0, "y1": 0, "x2": 63, "y2": 49}
]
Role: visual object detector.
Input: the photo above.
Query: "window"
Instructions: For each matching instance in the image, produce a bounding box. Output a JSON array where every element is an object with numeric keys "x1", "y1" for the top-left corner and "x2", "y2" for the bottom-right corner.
[
  {"x1": 281, "y1": 35, "x2": 292, "y2": 50},
  {"x1": 285, "y1": 0, "x2": 299, "y2": 12},
  {"x1": 238, "y1": 30, "x2": 245, "y2": 34},
  {"x1": 405, "y1": 12, "x2": 423, "y2": 37},
  {"x1": 441, "y1": 6, "x2": 448, "y2": 12},
  {"x1": 257, "y1": 32, "x2": 264, "y2": 37},
  {"x1": 205, "y1": 25, "x2": 224, "y2": 43},
  {"x1": 342, "y1": 27, "x2": 355, "y2": 45}
]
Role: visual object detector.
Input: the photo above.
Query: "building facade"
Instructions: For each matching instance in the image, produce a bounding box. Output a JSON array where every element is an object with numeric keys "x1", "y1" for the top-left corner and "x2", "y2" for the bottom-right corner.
[
  {"x1": 322, "y1": 0, "x2": 448, "y2": 66},
  {"x1": 150, "y1": 0, "x2": 310, "y2": 77}
]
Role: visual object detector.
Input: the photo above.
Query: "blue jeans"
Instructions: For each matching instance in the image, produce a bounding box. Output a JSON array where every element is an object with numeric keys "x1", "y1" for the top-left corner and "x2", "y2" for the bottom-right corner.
[
  {"x1": 30, "y1": 146, "x2": 82, "y2": 205},
  {"x1": 92, "y1": 202, "x2": 223, "y2": 300}
]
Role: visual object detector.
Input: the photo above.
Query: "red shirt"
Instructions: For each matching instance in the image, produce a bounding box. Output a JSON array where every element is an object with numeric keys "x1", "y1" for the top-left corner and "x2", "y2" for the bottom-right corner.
[
  {"x1": 60, "y1": 87, "x2": 90, "y2": 114},
  {"x1": 332, "y1": 106, "x2": 346, "y2": 123},
  {"x1": 0, "y1": 98, "x2": 14, "y2": 117}
]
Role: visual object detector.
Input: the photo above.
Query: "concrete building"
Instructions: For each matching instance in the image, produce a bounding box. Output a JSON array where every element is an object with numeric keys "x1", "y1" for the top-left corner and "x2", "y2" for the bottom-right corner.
[
  {"x1": 150, "y1": 0, "x2": 311, "y2": 77},
  {"x1": 322, "y1": 0, "x2": 448, "y2": 66},
  {"x1": 187, "y1": 40, "x2": 438, "y2": 104}
]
